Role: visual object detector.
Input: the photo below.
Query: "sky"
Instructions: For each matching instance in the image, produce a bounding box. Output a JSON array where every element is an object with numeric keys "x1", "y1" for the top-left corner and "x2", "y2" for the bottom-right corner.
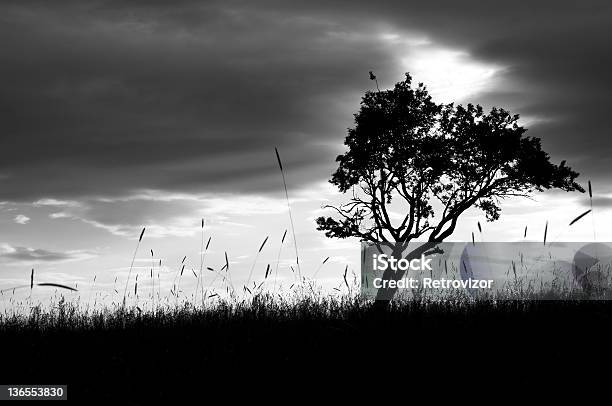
[{"x1": 1, "y1": 0, "x2": 612, "y2": 307}]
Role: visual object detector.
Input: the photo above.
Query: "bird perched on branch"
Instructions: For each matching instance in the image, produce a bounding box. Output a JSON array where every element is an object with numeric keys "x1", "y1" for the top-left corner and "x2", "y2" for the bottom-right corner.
[{"x1": 369, "y1": 70, "x2": 380, "y2": 91}]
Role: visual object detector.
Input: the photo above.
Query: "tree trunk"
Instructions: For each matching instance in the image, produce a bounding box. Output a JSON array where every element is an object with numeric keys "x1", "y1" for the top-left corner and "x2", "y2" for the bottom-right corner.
[{"x1": 373, "y1": 241, "x2": 440, "y2": 307}]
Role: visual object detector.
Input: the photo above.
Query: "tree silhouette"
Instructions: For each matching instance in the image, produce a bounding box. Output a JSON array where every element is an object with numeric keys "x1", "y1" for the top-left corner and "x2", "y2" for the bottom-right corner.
[{"x1": 316, "y1": 73, "x2": 584, "y2": 300}]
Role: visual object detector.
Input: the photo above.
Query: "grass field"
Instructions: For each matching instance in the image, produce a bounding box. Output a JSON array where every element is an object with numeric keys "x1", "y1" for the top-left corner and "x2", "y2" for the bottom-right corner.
[{"x1": 1, "y1": 294, "x2": 611, "y2": 402}]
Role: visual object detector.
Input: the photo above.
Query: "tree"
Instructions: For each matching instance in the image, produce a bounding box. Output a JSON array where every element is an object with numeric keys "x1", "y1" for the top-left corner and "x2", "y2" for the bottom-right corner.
[{"x1": 316, "y1": 73, "x2": 584, "y2": 300}]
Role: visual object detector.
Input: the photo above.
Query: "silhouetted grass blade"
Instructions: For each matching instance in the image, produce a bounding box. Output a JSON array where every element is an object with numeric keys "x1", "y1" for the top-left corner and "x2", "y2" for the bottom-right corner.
[
  {"x1": 275, "y1": 147, "x2": 301, "y2": 278},
  {"x1": 275, "y1": 147, "x2": 283, "y2": 171},
  {"x1": 312, "y1": 256, "x2": 331, "y2": 278},
  {"x1": 123, "y1": 227, "x2": 145, "y2": 306},
  {"x1": 259, "y1": 236, "x2": 269, "y2": 253},
  {"x1": 569, "y1": 209, "x2": 591, "y2": 226},
  {"x1": 37, "y1": 283, "x2": 77, "y2": 292},
  {"x1": 343, "y1": 265, "x2": 349, "y2": 290}
]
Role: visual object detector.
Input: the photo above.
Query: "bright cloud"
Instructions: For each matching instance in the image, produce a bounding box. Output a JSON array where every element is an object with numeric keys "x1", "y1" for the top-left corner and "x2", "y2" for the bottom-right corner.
[
  {"x1": 0, "y1": 243, "x2": 96, "y2": 263},
  {"x1": 403, "y1": 47, "x2": 503, "y2": 103},
  {"x1": 14, "y1": 214, "x2": 30, "y2": 224}
]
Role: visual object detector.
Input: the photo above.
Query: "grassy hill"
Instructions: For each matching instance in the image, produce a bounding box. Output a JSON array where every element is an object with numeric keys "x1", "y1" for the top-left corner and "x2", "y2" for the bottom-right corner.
[{"x1": 1, "y1": 295, "x2": 611, "y2": 402}]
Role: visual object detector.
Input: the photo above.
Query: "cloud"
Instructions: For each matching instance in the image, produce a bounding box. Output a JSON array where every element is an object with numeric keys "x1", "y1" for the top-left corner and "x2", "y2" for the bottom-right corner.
[
  {"x1": 43, "y1": 191, "x2": 291, "y2": 238},
  {"x1": 0, "y1": 0, "x2": 610, "y2": 203},
  {"x1": 0, "y1": 1, "x2": 387, "y2": 201},
  {"x1": 14, "y1": 214, "x2": 30, "y2": 224},
  {"x1": 580, "y1": 196, "x2": 612, "y2": 209},
  {"x1": 49, "y1": 212, "x2": 71, "y2": 219},
  {"x1": 34, "y1": 199, "x2": 82, "y2": 208},
  {"x1": 0, "y1": 243, "x2": 96, "y2": 263}
]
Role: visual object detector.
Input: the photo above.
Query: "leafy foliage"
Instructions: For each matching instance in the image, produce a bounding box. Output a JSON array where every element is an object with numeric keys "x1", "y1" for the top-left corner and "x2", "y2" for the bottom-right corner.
[{"x1": 317, "y1": 73, "x2": 583, "y2": 243}]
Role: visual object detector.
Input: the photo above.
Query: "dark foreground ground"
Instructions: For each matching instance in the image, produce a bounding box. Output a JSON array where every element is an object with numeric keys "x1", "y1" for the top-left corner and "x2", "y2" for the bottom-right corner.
[{"x1": 1, "y1": 297, "x2": 610, "y2": 403}]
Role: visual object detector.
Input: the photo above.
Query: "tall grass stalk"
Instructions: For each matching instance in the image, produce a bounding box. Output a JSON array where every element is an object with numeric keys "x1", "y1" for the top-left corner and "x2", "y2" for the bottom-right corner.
[
  {"x1": 150, "y1": 249, "x2": 155, "y2": 313},
  {"x1": 312, "y1": 257, "x2": 330, "y2": 278},
  {"x1": 246, "y1": 236, "x2": 268, "y2": 288},
  {"x1": 86, "y1": 275, "x2": 96, "y2": 313},
  {"x1": 223, "y1": 252, "x2": 235, "y2": 296},
  {"x1": 569, "y1": 210, "x2": 591, "y2": 226},
  {"x1": 196, "y1": 219, "x2": 207, "y2": 307},
  {"x1": 274, "y1": 230, "x2": 287, "y2": 292},
  {"x1": 275, "y1": 147, "x2": 301, "y2": 279},
  {"x1": 589, "y1": 180, "x2": 597, "y2": 242},
  {"x1": 157, "y1": 259, "x2": 161, "y2": 305},
  {"x1": 200, "y1": 236, "x2": 211, "y2": 306},
  {"x1": 29, "y1": 269, "x2": 34, "y2": 303},
  {"x1": 123, "y1": 227, "x2": 145, "y2": 307}
]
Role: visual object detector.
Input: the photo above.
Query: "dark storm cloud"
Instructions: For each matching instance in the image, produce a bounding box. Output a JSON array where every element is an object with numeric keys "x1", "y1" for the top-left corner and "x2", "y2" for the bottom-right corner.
[
  {"x1": 265, "y1": 0, "x2": 612, "y2": 187},
  {"x1": 0, "y1": 0, "x2": 396, "y2": 201},
  {"x1": 1, "y1": 0, "x2": 611, "y2": 200}
]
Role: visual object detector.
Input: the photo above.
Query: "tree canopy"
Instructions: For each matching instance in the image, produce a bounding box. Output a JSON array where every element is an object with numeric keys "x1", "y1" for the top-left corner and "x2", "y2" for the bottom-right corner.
[{"x1": 316, "y1": 73, "x2": 583, "y2": 244}]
